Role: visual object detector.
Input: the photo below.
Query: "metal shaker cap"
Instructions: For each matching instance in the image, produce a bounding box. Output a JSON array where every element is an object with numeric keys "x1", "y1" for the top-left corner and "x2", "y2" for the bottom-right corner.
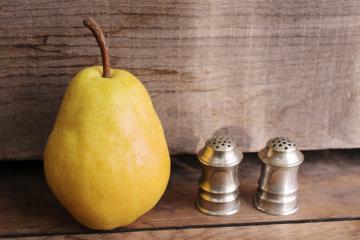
[
  {"x1": 258, "y1": 137, "x2": 303, "y2": 167},
  {"x1": 198, "y1": 136, "x2": 243, "y2": 167}
]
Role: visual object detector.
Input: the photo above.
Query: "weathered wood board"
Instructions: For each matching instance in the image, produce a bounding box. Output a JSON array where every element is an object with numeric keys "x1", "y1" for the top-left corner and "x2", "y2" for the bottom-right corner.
[
  {"x1": 0, "y1": 150, "x2": 359, "y2": 237},
  {"x1": 1, "y1": 0, "x2": 360, "y2": 159},
  {"x1": 15, "y1": 221, "x2": 360, "y2": 240}
]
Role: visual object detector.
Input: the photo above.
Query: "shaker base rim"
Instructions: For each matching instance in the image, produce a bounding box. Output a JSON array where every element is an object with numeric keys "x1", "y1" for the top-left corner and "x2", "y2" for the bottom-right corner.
[
  {"x1": 254, "y1": 196, "x2": 298, "y2": 216},
  {"x1": 254, "y1": 202, "x2": 298, "y2": 216},
  {"x1": 196, "y1": 200, "x2": 240, "y2": 216}
]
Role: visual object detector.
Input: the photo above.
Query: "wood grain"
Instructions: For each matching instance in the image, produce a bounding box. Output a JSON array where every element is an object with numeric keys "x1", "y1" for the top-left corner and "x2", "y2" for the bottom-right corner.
[
  {"x1": 13, "y1": 221, "x2": 360, "y2": 240},
  {"x1": 2, "y1": 0, "x2": 360, "y2": 159},
  {"x1": 0, "y1": 150, "x2": 359, "y2": 238}
]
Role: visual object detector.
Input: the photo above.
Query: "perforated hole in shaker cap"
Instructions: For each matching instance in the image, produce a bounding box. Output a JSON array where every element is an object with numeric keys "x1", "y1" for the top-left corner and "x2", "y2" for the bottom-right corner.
[
  {"x1": 206, "y1": 136, "x2": 234, "y2": 151},
  {"x1": 267, "y1": 137, "x2": 297, "y2": 152}
]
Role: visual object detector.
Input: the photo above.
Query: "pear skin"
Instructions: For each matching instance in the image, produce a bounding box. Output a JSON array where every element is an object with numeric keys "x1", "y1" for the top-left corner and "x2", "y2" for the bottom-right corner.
[{"x1": 44, "y1": 18, "x2": 170, "y2": 230}]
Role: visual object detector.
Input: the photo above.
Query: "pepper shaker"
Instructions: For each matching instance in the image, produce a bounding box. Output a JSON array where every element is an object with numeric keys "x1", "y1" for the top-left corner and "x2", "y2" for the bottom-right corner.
[
  {"x1": 254, "y1": 137, "x2": 304, "y2": 215},
  {"x1": 196, "y1": 136, "x2": 243, "y2": 216}
]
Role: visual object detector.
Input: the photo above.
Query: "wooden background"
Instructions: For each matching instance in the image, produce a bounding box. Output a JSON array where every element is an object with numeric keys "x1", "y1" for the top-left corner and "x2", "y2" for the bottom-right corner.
[{"x1": 1, "y1": 0, "x2": 360, "y2": 160}]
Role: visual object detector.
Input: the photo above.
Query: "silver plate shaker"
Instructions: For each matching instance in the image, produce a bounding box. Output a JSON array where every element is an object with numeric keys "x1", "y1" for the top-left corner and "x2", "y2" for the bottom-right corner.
[
  {"x1": 196, "y1": 136, "x2": 243, "y2": 216},
  {"x1": 254, "y1": 137, "x2": 304, "y2": 215}
]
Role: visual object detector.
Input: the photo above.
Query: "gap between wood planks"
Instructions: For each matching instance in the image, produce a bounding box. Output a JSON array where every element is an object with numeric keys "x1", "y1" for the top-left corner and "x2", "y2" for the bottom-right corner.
[{"x1": 1, "y1": 217, "x2": 359, "y2": 239}]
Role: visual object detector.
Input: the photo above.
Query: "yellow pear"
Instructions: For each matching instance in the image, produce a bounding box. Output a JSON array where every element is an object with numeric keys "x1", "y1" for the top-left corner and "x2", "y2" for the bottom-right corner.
[{"x1": 44, "y1": 17, "x2": 170, "y2": 230}]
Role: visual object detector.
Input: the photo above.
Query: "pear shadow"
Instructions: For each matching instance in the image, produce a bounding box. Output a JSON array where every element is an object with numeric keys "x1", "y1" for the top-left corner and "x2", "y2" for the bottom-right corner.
[
  {"x1": 138, "y1": 154, "x2": 203, "y2": 225},
  {"x1": 0, "y1": 161, "x2": 87, "y2": 235}
]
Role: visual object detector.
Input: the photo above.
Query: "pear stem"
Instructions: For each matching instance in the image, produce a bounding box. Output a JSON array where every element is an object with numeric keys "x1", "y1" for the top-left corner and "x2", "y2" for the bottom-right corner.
[{"x1": 83, "y1": 17, "x2": 111, "y2": 78}]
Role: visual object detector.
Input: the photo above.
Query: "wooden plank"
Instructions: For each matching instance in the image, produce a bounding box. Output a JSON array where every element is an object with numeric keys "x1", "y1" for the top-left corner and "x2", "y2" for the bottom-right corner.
[
  {"x1": 0, "y1": 150, "x2": 359, "y2": 238},
  {"x1": 11, "y1": 221, "x2": 360, "y2": 240},
  {"x1": 2, "y1": 0, "x2": 360, "y2": 159}
]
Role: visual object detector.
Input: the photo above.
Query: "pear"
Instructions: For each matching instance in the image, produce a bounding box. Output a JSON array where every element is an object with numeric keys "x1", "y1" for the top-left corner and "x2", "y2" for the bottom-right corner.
[{"x1": 44, "y1": 17, "x2": 170, "y2": 230}]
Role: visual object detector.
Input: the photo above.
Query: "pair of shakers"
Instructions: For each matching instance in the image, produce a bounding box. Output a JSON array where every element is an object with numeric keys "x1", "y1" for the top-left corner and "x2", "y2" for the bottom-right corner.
[{"x1": 196, "y1": 136, "x2": 304, "y2": 216}]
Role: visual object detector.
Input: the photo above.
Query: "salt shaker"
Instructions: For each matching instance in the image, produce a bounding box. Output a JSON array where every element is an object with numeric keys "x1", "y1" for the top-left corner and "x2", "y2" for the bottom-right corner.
[
  {"x1": 254, "y1": 137, "x2": 304, "y2": 215},
  {"x1": 196, "y1": 136, "x2": 243, "y2": 216}
]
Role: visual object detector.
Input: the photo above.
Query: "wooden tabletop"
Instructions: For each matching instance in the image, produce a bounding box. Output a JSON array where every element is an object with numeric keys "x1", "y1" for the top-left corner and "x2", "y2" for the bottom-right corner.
[{"x1": 0, "y1": 150, "x2": 359, "y2": 239}]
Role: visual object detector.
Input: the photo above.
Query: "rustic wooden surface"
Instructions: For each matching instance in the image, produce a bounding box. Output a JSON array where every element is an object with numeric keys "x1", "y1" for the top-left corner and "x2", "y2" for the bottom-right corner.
[
  {"x1": 14, "y1": 221, "x2": 360, "y2": 240},
  {"x1": 0, "y1": 150, "x2": 359, "y2": 239},
  {"x1": 1, "y1": 0, "x2": 360, "y2": 159}
]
